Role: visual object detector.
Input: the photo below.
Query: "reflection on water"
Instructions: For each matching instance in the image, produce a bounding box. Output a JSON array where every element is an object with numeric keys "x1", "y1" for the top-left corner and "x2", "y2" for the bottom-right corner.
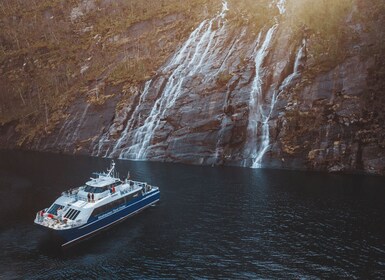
[{"x1": 0, "y1": 150, "x2": 385, "y2": 279}]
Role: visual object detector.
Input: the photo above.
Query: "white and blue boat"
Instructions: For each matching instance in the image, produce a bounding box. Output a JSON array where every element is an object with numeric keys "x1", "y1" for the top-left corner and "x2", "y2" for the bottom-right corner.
[{"x1": 34, "y1": 161, "x2": 160, "y2": 246}]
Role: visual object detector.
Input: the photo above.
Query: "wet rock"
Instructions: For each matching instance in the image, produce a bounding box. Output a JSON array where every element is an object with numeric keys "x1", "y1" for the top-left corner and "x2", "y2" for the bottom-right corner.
[
  {"x1": 1, "y1": 0, "x2": 384, "y2": 176},
  {"x1": 362, "y1": 145, "x2": 385, "y2": 174}
]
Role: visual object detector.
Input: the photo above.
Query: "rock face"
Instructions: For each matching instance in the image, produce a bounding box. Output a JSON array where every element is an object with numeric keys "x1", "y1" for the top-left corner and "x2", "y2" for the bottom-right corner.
[{"x1": 1, "y1": 0, "x2": 385, "y2": 175}]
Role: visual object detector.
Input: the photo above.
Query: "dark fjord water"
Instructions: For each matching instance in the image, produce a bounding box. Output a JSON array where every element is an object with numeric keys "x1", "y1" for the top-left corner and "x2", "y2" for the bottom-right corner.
[{"x1": 0, "y1": 150, "x2": 385, "y2": 279}]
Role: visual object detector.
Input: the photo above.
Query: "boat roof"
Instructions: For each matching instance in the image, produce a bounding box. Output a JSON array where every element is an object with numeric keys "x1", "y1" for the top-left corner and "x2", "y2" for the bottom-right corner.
[{"x1": 86, "y1": 176, "x2": 118, "y2": 187}]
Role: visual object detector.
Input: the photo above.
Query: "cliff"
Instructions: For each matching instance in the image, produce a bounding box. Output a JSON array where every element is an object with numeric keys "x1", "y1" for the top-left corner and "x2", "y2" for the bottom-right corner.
[{"x1": 1, "y1": 0, "x2": 384, "y2": 175}]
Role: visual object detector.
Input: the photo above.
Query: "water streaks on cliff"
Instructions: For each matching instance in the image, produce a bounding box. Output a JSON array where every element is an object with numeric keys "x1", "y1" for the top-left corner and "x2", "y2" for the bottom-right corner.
[
  {"x1": 94, "y1": 0, "x2": 303, "y2": 168},
  {"x1": 2, "y1": 0, "x2": 384, "y2": 175},
  {"x1": 276, "y1": 0, "x2": 286, "y2": 14},
  {"x1": 245, "y1": 25, "x2": 278, "y2": 168},
  {"x1": 98, "y1": 1, "x2": 231, "y2": 160},
  {"x1": 280, "y1": 38, "x2": 306, "y2": 91}
]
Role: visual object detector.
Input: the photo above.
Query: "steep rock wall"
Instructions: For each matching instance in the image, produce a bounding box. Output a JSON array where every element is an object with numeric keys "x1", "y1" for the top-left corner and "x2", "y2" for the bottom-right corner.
[{"x1": 1, "y1": 0, "x2": 384, "y2": 175}]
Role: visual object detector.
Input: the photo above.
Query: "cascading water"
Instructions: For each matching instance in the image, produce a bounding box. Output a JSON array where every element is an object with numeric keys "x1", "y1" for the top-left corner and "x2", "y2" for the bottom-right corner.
[
  {"x1": 277, "y1": 0, "x2": 286, "y2": 14},
  {"x1": 279, "y1": 38, "x2": 306, "y2": 91},
  {"x1": 246, "y1": 25, "x2": 278, "y2": 168},
  {"x1": 244, "y1": 0, "x2": 307, "y2": 168},
  {"x1": 112, "y1": 1, "x2": 230, "y2": 160},
  {"x1": 47, "y1": 103, "x2": 90, "y2": 152},
  {"x1": 92, "y1": 0, "x2": 306, "y2": 168},
  {"x1": 93, "y1": 81, "x2": 152, "y2": 157},
  {"x1": 70, "y1": 104, "x2": 90, "y2": 143},
  {"x1": 248, "y1": 35, "x2": 306, "y2": 168}
]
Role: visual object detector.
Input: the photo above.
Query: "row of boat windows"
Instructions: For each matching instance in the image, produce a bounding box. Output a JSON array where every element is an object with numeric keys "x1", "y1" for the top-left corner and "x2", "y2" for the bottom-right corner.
[
  {"x1": 48, "y1": 204, "x2": 81, "y2": 220},
  {"x1": 64, "y1": 208, "x2": 80, "y2": 220},
  {"x1": 92, "y1": 190, "x2": 141, "y2": 217},
  {"x1": 47, "y1": 203, "x2": 80, "y2": 220},
  {"x1": 83, "y1": 182, "x2": 122, "y2": 193}
]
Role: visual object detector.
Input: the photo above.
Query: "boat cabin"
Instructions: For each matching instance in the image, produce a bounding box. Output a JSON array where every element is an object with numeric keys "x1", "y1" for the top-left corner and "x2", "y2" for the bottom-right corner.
[{"x1": 77, "y1": 176, "x2": 122, "y2": 202}]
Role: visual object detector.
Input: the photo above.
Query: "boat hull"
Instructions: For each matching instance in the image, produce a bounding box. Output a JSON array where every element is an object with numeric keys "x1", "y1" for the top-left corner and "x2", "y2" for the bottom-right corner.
[{"x1": 36, "y1": 189, "x2": 160, "y2": 246}]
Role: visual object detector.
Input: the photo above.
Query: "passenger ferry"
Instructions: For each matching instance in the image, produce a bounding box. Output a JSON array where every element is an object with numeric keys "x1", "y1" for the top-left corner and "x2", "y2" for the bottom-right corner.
[{"x1": 34, "y1": 161, "x2": 160, "y2": 246}]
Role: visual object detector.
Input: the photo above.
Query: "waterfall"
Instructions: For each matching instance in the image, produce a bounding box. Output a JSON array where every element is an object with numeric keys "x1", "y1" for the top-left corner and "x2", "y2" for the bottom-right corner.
[
  {"x1": 294, "y1": 40, "x2": 306, "y2": 72},
  {"x1": 92, "y1": 81, "x2": 152, "y2": 157},
  {"x1": 70, "y1": 104, "x2": 90, "y2": 143},
  {"x1": 249, "y1": 36, "x2": 306, "y2": 168},
  {"x1": 277, "y1": 0, "x2": 286, "y2": 14},
  {"x1": 112, "y1": 81, "x2": 151, "y2": 157},
  {"x1": 247, "y1": 0, "x2": 307, "y2": 168},
  {"x1": 246, "y1": 25, "x2": 278, "y2": 168},
  {"x1": 53, "y1": 115, "x2": 74, "y2": 147},
  {"x1": 114, "y1": 1, "x2": 230, "y2": 160},
  {"x1": 214, "y1": 115, "x2": 231, "y2": 163},
  {"x1": 279, "y1": 38, "x2": 306, "y2": 91},
  {"x1": 92, "y1": 0, "x2": 304, "y2": 168}
]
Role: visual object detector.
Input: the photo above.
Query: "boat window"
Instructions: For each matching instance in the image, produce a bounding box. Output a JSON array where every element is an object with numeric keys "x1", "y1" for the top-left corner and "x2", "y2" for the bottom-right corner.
[
  {"x1": 84, "y1": 185, "x2": 108, "y2": 193},
  {"x1": 71, "y1": 210, "x2": 80, "y2": 220},
  {"x1": 64, "y1": 208, "x2": 81, "y2": 220},
  {"x1": 47, "y1": 204, "x2": 64, "y2": 215},
  {"x1": 91, "y1": 191, "x2": 140, "y2": 217}
]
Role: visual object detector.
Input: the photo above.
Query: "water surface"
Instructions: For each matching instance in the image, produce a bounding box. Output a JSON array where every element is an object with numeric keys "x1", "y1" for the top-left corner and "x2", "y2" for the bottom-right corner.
[{"x1": 0, "y1": 150, "x2": 385, "y2": 279}]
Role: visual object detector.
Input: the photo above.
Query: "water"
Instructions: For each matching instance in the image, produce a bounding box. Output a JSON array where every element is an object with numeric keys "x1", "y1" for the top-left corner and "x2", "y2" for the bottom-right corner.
[
  {"x1": 279, "y1": 38, "x2": 306, "y2": 92},
  {"x1": 276, "y1": 0, "x2": 286, "y2": 15},
  {"x1": 103, "y1": 1, "x2": 230, "y2": 160},
  {"x1": 1, "y1": 150, "x2": 385, "y2": 279},
  {"x1": 246, "y1": 25, "x2": 278, "y2": 168},
  {"x1": 94, "y1": 0, "x2": 292, "y2": 168}
]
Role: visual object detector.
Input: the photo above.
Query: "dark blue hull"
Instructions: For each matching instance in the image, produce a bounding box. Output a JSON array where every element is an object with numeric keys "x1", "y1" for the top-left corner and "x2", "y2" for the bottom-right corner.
[{"x1": 40, "y1": 189, "x2": 160, "y2": 246}]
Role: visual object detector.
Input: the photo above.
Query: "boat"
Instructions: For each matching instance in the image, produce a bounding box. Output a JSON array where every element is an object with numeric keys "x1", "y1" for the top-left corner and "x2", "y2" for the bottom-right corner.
[{"x1": 34, "y1": 161, "x2": 160, "y2": 246}]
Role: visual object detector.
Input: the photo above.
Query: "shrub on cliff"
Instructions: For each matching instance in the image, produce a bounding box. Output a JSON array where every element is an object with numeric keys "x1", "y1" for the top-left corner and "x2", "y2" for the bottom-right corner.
[
  {"x1": 287, "y1": 0, "x2": 354, "y2": 71},
  {"x1": 0, "y1": 0, "x2": 215, "y2": 139},
  {"x1": 227, "y1": 0, "x2": 274, "y2": 29}
]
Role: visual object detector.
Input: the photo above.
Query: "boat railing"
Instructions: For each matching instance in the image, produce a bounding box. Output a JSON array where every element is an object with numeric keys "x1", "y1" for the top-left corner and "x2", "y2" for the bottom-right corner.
[
  {"x1": 35, "y1": 212, "x2": 43, "y2": 223},
  {"x1": 124, "y1": 180, "x2": 153, "y2": 194},
  {"x1": 35, "y1": 208, "x2": 48, "y2": 224},
  {"x1": 126, "y1": 180, "x2": 148, "y2": 188},
  {"x1": 35, "y1": 210, "x2": 84, "y2": 229},
  {"x1": 98, "y1": 191, "x2": 110, "y2": 200},
  {"x1": 63, "y1": 218, "x2": 84, "y2": 228},
  {"x1": 61, "y1": 187, "x2": 81, "y2": 198}
]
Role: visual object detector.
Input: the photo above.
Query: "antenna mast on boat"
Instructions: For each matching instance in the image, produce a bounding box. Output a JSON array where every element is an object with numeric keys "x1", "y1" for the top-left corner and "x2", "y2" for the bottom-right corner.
[{"x1": 107, "y1": 160, "x2": 115, "y2": 177}]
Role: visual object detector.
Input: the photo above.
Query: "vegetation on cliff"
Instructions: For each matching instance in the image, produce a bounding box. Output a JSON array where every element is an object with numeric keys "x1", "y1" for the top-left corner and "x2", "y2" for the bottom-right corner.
[
  {"x1": 0, "y1": 0, "x2": 218, "y2": 143},
  {"x1": 286, "y1": 0, "x2": 354, "y2": 71},
  {"x1": 0, "y1": 0, "x2": 384, "y2": 174},
  {"x1": 279, "y1": 0, "x2": 385, "y2": 173}
]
